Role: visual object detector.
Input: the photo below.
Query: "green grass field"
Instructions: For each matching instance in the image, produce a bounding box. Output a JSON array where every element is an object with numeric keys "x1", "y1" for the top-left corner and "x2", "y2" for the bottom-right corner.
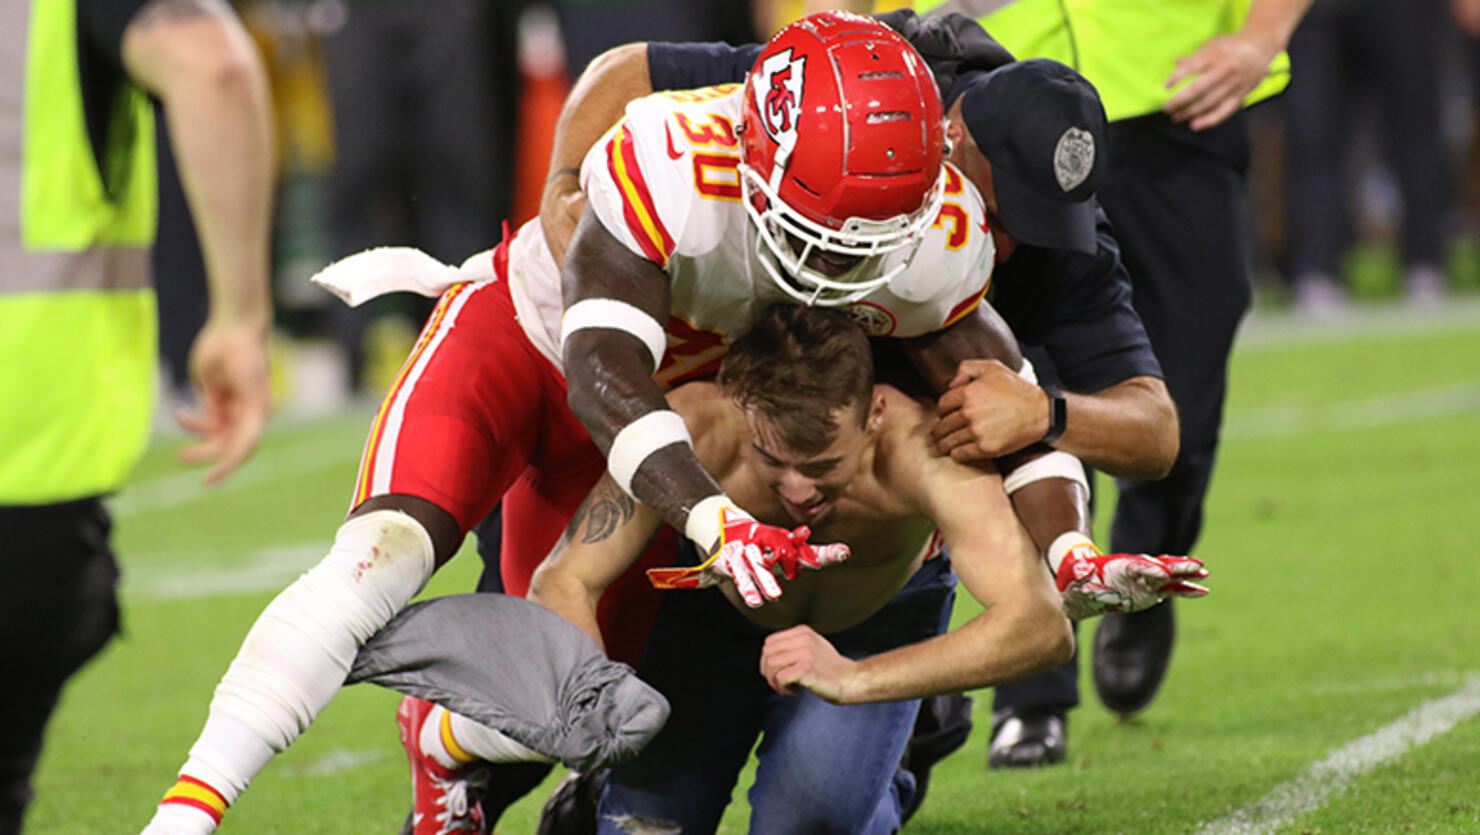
[{"x1": 27, "y1": 300, "x2": 1480, "y2": 834}]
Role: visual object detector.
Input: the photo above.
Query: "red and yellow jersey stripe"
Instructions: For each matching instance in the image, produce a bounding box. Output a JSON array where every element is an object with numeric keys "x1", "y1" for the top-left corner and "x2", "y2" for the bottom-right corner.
[
  {"x1": 352, "y1": 282, "x2": 473, "y2": 509},
  {"x1": 606, "y1": 123, "x2": 676, "y2": 267},
  {"x1": 943, "y1": 277, "x2": 992, "y2": 328}
]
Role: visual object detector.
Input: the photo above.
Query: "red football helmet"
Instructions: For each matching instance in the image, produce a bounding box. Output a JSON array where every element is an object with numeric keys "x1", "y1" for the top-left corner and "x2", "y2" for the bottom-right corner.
[{"x1": 740, "y1": 11, "x2": 947, "y2": 306}]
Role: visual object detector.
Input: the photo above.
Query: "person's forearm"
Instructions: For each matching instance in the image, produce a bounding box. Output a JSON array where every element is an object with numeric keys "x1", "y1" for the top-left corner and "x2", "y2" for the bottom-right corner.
[
  {"x1": 527, "y1": 568, "x2": 606, "y2": 650},
  {"x1": 1057, "y1": 376, "x2": 1178, "y2": 480},
  {"x1": 548, "y1": 43, "x2": 650, "y2": 182},
  {"x1": 152, "y1": 32, "x2": 275, "y2": 328},
  {"x1": 842, "y1": 599, "x2": 1073, "y2": 703},
  {"x1": 1243, "y1": 0, "x2": 1315, "y2": 52},
  {"x1": 561, "y1": 215, "x2": 728, "y2": 543},
  {"x1": 542, "y1": 43, "x2": 651, "y2": 263},
  {"x1": 1007, "y1": 477, "x2": 1090, "y2": 555}
]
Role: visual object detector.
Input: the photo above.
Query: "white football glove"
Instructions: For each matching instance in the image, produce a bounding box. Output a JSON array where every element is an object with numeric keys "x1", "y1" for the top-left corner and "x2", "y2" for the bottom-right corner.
[
  {"x1": 1049, "y1": 534, "x2": 1209, "y2": 621},
  {"x1": 648, "y1": 506, "x2": 849, "y2": 607}
]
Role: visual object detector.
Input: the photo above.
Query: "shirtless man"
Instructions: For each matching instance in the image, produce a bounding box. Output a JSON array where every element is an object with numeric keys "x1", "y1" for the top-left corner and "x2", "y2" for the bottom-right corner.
[{"x1": 524, "y1": 304, "x2": 1207, "y2": 833}]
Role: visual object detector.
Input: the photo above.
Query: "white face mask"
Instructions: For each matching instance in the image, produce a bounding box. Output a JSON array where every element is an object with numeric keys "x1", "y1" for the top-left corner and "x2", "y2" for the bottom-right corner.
[{"x1": 740, "y1": 161, "x2": 946, "y2": 307}]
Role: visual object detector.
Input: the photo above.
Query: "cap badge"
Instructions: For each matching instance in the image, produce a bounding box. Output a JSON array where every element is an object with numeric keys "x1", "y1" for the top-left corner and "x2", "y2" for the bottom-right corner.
[{"x1": 1053, "y1": 127, "x2": 1095, "y2": 192}]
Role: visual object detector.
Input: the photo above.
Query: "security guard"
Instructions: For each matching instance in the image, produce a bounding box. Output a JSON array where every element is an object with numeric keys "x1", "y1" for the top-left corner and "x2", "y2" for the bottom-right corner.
[
  {"x1": 913, "y1": 0, "x2": 1313, "y2": 765},
  {"x1": 0, "y1": 2, "x2": 273, "y2": 830}
]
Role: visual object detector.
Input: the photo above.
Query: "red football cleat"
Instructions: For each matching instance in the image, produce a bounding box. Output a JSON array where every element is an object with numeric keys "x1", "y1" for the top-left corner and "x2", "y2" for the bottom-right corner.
[{"x1": 397, "y1": 696, "x2": 489, "y2": 835}]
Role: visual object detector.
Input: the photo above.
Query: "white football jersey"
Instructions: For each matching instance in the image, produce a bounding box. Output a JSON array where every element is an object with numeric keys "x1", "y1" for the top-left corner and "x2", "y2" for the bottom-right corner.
[{"x1": 506, "y1": 84, "x2": 996, "y2": 389}]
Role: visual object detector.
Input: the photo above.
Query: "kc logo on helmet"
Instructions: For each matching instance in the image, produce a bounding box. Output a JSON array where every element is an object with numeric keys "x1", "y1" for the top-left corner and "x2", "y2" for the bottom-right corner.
[{"x1": 754, "y1": 48, "x2": 807, "y2": 158}]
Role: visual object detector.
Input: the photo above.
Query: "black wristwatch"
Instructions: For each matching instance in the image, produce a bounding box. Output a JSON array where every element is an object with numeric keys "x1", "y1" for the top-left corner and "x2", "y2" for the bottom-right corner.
[{"x1": 1041, "y1": 384, "x2": 1067, "y2": 445}]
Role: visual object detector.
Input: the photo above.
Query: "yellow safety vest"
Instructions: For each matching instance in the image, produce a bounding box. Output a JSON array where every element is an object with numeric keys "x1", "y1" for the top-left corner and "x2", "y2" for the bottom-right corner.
[
  {"x1": 910, "y1": 0, "x2": 1290, "y2": 122},
  {"x1": 0, "y1": 0, "x2": 159, "y2": 504}
]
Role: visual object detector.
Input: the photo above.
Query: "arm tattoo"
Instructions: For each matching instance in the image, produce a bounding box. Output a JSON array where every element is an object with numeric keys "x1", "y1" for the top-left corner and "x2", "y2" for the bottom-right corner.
[
  {"x1": 131, "y1": 0, "x2": 233, "y2": 27},
  {"x1": 575, "y1": 480, "x2": 637, "y2": 545}
]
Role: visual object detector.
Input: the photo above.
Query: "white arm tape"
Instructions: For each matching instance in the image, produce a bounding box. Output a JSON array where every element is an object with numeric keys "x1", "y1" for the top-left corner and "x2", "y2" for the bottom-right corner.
[
  {"x1": 1016, "y1": 356, "x2": 1039, "y2": 384},
  {"x1": 1046, "y1": 530, "x2": 1097, "y2": 574},
  {"x1": 1002, "y1": 450, "x2": 1088, "y2": 496},
  {"x1": 684, "y1": 493, "x2": 736, "y2": 554},
  {"x1": 607, "y1": 409, "x2": 692, "y2": 497},
  {"x1": 561, "y1": 298, "x2": 668, "y2": 372}
]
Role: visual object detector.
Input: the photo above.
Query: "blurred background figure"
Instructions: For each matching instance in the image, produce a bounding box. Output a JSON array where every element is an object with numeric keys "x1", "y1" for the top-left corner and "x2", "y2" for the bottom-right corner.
[
  {"x1": 0, "y1": 1, "x2": 274, "y2": 831},
  {"x1": 1282, "y1": 0, "x2": 1453, "y2": 316},
  {"x1": 319, "y1": 0, "x2": 514, "y2": 398}
]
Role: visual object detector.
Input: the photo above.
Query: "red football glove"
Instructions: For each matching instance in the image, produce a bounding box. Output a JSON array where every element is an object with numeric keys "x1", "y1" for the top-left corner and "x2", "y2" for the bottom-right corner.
[
  {"x1": 1051, "y1": 537, "x2": 1209, "y2": 621},
  {"x1": 648, "y1": 507, "x2": 850, "y2": 607}
]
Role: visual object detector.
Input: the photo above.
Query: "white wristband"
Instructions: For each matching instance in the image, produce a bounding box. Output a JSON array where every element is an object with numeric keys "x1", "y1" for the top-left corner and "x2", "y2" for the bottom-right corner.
[
  {"x1": 607, "y1": 410, "x2": 692, "y2": 497},
  {"x1": 1046, "y1": 531, "x2": 1097, "y2": 574},
  {"x1": 561, "y1": 298, "x2": 668, "y2": 372},
  {"x1": 1002, "y1": 450, "x2": 1088, "y2": 495},
  {"x1": 1016, "y1": 356, "x2": 1039, "y2": 384},
  {"x1": 684, "y1": 494, "x2": 739, "y2": 554}
]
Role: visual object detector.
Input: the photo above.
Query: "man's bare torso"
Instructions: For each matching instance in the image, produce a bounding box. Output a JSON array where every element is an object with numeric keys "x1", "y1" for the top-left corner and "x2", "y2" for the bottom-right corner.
[{"x1": 675, "y1": 383, "x2": 967, "y2": 633}]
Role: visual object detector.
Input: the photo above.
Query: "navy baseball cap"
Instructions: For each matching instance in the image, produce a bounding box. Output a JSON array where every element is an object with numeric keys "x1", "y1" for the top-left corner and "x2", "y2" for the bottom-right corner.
[{"x1": 955, "y1": 59, "x2": 1108, "y2": 254}]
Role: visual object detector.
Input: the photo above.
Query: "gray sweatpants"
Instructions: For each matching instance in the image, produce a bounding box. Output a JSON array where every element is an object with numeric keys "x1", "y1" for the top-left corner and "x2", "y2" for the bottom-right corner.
[{"x1": 347, "y1": 593, "x2": 669, "y2": 774}]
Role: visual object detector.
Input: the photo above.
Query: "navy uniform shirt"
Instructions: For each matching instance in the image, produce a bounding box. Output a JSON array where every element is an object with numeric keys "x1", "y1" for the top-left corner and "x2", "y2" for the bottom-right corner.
[{"x1": 647, "y1": 28, "x2": 1161, "y2": 393}]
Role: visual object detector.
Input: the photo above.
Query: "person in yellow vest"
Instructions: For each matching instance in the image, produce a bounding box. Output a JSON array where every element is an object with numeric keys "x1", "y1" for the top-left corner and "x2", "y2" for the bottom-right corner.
[
  {"x1": 908, "y1": 0, "x2": 1313, "y2": 765},
  {"x1": 0, "y1": 1, "x2": 274, "y2": 831}
]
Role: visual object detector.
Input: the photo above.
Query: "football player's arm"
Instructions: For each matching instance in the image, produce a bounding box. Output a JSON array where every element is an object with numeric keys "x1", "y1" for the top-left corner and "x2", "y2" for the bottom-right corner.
[
  {"x1": 528, "y1": 473, "x2": 664, "y2": 650},
  {"x1": 760, "y1": 464, "x2": 1073, "y2": 704},
  {"x1": 561, "y1": 209, "x2": 738, "y2": 553},
  {"x1": 900, "y1": 304, "x2": 1090, "y2": 557},
  {"x1": 904, "y1": 303, "x2": 1205, "y2": 621},
  {"x1": 119, "y1": 0, "x2": 275, "y2": 485}
]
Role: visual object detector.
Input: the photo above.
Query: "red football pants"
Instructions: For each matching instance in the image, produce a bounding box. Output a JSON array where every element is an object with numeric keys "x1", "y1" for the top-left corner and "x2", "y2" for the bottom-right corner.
[{"x1": 349, "y1": 262, "x2": 667, "y2": 664}]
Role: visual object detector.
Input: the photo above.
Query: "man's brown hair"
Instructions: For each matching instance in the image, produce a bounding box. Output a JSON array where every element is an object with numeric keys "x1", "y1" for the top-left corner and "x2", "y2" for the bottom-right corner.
[{"x1": 718, "y1": 304, "x2": 873, "y2": 455}]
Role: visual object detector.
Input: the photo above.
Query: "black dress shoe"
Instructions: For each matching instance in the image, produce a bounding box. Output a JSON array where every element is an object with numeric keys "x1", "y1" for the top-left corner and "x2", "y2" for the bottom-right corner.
[
  {"x1": 987, "y1": 708, "x2": 1067, "y2": 769},
  {"x1": 1092, "y1": 599, "x2": 1176, "y2": 716}
]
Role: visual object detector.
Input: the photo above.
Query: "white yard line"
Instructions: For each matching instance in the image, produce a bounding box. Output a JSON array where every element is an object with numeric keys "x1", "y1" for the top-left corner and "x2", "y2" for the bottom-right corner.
[
  {"x1": 1236, "y1": 297, "x2": 1480, "y2": 351},
  {"x1": 1223, "y1": 383, "x2": 1480, "y2": 439},
  {"x1": 113, "y1": 432, "x2": 362, "y2": 519},
  {"x1": 283, "y1": 749, "x2": 384, "y2": 777},
  {"x1": 1305, "y1": 670, "x2": 1476, "y2": 697},
  {"x1": 1198, "y1": 675, "x2": 1480, "y2": 835},
  {"x1": 122, "y1": 543, "x2": 325, "y2": 600}
]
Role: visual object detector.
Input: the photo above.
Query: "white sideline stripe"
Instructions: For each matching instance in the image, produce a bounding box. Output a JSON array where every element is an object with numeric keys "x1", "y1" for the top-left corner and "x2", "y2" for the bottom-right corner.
[
  {"x1": 123, "y1": 543, "x2": 324, "y2": 600},
  {"x1": 1237, "y1": 297, "x2": 1480, "y2": 350},
  {"x1": 284, "y1": 749, "x2": 383, "y2": 777},
  {"x1": 1223, "y1": 383, "x2": 1480, "y2": 439},
  {"x1": 113, "y1": 435, "x2": 361, "y2": 519},
  {"x1": 1306, "y1": 670, "x2": 1474, "y2": 696},
  {"x1": 1199, "y1": 676, "x2": 1480, "y2": 835}
]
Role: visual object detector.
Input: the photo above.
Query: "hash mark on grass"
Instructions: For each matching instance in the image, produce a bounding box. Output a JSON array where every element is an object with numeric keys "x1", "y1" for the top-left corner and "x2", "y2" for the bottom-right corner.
[
  {"x1": 124, "y1": 543, "x2": 324, "y2": 600},
  {"x1": 114, "y1": 434, "x2": 360, "y2": 518},
  {"x1": 1199, "y1": 675, "x2": 1480, "y2": 834},
  {"x1": 284, "y1": 749, "x2": 383, "y2": 776}
]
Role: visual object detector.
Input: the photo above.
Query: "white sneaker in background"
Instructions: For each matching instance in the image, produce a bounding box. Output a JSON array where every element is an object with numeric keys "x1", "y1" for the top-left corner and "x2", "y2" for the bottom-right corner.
[
  {"x1": 1293, "y1": 273, "x2": 1350, "y2": 319},
  {"x1": 1404, "y1": 265, "x2": 1446, "y2": 308}
]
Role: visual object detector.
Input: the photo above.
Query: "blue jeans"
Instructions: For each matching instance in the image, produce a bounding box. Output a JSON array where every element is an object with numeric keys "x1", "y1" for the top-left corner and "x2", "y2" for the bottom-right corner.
[{"x1": 598, "y1": 555, "x2": 957, "y2": 835}]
